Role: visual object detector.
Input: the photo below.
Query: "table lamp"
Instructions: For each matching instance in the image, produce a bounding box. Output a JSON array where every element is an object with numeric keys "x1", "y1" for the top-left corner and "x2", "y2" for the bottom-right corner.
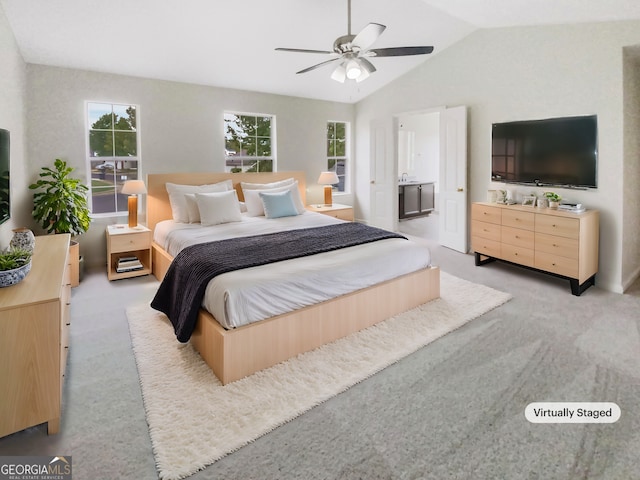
[
  {"x1": 317, "y1": 171, "x2": 339, "y2": 206},
  {"x1": 121, "y1": 180, "x2": 147, "y2": 228}
]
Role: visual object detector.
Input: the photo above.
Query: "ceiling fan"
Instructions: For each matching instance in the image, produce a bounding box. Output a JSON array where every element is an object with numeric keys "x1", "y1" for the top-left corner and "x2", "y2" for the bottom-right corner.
[{"x1": 275, "y1": 0, "x2": 434, "y2": 83}]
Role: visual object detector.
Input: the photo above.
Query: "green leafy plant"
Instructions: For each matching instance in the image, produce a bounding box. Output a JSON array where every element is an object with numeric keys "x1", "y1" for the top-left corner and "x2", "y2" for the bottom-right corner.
[
  {"x1": 0, "y1": 248, "x2": 32, "y2": 271},
  {"x1": 29, "y1": 159, "x2": 91, "y2": 235},
  {"x1": 544, "y1": 191, "x2": 561, "y2": 202}
]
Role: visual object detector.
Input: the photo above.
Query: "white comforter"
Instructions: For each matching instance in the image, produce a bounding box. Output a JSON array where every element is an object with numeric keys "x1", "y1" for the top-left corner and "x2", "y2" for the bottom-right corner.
[{"x1": 154, "y1": 212, "x2": 431, "y2": 329}]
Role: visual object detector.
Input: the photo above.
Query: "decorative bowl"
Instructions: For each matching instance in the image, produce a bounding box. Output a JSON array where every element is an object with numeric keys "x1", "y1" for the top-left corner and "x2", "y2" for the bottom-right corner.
[{"x1": 0, "y1": 260, "x2": 32, "y2": 288}]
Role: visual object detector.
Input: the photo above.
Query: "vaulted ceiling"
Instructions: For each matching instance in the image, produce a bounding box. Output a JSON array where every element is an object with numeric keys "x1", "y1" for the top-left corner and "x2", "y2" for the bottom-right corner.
[{"x1": 2, "y1": 0, "x2": 640, "y2": 104}]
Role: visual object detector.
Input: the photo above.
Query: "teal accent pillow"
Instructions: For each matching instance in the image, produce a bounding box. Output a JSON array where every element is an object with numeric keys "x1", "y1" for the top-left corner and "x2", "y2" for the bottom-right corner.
[{"x1": 259, "y1": 190, "x2": 299, "y2": 219}]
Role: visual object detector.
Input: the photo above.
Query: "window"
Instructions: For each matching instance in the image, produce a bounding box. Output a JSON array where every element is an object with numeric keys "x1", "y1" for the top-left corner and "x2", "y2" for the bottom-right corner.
[
  {"x1": 87, "y1": 102, "x2": 140, "y2": 215},
  {"x1": 327, "y1": 121, "x2": 348, "y2": 192},
  {"x1": 224, "y1": 112, "x2": 275, "y2": 172}
]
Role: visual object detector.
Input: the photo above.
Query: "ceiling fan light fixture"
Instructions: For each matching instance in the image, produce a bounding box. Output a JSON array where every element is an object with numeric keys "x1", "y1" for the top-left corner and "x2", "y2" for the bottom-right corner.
[
  {"x1": 355, "y1": 68, "x2": 370, "y2": 83},
  {"x1": 345, "y1": 59, "x2": 362, "y2": 79},
  {"x1": 331, "y1": 63, "x2": 347, "y2": 83}
]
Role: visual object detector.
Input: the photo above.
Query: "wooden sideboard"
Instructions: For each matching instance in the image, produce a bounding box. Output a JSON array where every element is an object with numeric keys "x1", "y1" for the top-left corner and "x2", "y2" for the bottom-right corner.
[
  {"x1": 0, "y1": 234, "x2": 71, "y2": 437},
  {"x1": 471, "y1": 202, "x2": 599, "y2": 295}
]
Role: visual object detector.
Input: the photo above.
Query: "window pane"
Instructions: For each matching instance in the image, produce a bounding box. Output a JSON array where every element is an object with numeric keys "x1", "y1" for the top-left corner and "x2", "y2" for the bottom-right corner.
[
  {"x1": 89, "y1": 131, "x2": 113, "y2": 157},
  {"x1": 114, "y1": 131, "x2": 137, "y2": 156},
  {"x1": 255, "y1": 160, "x2": 273, "y2": 172},
  {"x1": 256, "y1": 116, "x2": 271, "y2": 136},
  {"x1": 335, "y1": 139, "x2": 346, "y2": 156},
  {"x1": 335, "y1": 122, "x2": 345, "y2": 139},
  {"x1": 328, "y1": 159, "x2": 337, "y2": 170},
  {"x1": 240, "y1": 115, "x2": 256, "y2": 136},
  {"x1": 243, "y1": 137, "x2": 256, "y2": 156},
  {"x1": 257, "y1": 138, "x2": 271, "y2": 156},
  {"x1": 225, "y1": 138, "x2": 239, "y2": 156},
  {"x1": 327, "y1": 139, "x2": 334, "y2": 157},
  {"x1": 88, "y1": 103, "x2": 113, "y2": 130},
  {"x1": 113, "y1": 105, "x2": 136, "y2": 131},
  {"x1": 327, "y1": 122, "x2": 335, "y2": 140}
]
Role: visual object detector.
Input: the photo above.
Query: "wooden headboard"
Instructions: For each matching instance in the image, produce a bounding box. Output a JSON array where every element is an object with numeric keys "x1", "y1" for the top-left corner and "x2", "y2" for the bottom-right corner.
[{"x1": 146, "y1": 171, "x2": 307, "y2": 231}]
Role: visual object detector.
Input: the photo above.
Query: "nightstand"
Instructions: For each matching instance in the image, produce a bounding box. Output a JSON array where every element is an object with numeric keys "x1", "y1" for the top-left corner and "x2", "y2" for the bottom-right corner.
[
  {"x1": 106, "y1": 224, "x2": 152, "y2": 280},
  {"x1": 306, "y1": 203, "x2": 354, "y2": 221}
]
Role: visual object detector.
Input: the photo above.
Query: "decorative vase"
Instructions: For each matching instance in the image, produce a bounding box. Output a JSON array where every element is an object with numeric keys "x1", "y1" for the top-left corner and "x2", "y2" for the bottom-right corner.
[
  {"x1": 10, "y1": 227, "x2": 35, "y2": 253},
  {"x1": 0, "y1": 260, "x2": 32, "y2": 288}
]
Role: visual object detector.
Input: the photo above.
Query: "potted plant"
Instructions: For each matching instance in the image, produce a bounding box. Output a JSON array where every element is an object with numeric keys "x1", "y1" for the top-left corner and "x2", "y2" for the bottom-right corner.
[
  {"x1": 0, "y1": 248, "x2": 32, "y2": 287},
  {"x1": 544, "y1": 191, "x2": 561, "y2": 209},
  {"x1": 29, "y1": 159, "x2": 91, "y2": 284}
]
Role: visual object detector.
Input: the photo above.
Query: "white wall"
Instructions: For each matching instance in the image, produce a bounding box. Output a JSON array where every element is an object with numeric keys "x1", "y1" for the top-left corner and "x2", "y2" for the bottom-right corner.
[
  {"x1": 25, "y1": 65, "x2": 355, "y2": 267},
  {"x1": 0, "y1": 3, "x2": 28, "y2": 247},
  {"x1": 355, "y1": 20, "x2": 640, "y2": 293}
]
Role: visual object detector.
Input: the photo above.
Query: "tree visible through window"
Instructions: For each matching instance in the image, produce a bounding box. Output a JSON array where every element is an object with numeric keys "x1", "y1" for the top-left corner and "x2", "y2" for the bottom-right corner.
[
  {"x1": 327, "y1": 121, "x2": 348, "y2": 192},
  {"x1": 224, "y1": 113, "x2": 275, "y2": 172},
  {"x1": 87, "y1": 102, "x2": 140, "y2": 214}
]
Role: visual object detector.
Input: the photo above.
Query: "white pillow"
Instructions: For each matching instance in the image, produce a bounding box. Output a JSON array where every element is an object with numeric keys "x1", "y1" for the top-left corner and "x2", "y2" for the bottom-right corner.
[
  {"x1": 240, "y1": 177, "x2": 295, "y2": 192},
  {"x1": 184, "y1": 194, "x2": 200, "y2": 223},
  {"x1": 166, "y1": 180, "x2": 232, "y2": 223},
  {"x1": 195, "y1": 190, "x2": 242, "y2": 226},
  {"x1": 243, "y1": 182, "x2": 305, "y2": 217}
]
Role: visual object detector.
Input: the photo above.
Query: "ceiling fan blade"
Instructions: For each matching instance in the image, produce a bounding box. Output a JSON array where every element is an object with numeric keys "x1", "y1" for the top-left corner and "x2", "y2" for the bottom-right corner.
[
  {"x1": 358, "y1": 57, "x2": 376, "y2": 74},
  {"x1": 296, "y1": 57, "x2": 342, "y2": 75},
  {"x1": 367, "y1": 46, "x2": 434, "y2": 57},
  {"x1": 275, "y1": 47, "x2": 333, "y2": 54},
  {"x1": 352, "y1": 23, "x2": 386, "y2": 51}
]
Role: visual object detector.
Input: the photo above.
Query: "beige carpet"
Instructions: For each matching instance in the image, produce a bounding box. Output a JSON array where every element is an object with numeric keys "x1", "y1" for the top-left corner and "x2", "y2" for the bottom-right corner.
[{"x1": 126, "y1": 271, "x2": 511, "y2": 480}]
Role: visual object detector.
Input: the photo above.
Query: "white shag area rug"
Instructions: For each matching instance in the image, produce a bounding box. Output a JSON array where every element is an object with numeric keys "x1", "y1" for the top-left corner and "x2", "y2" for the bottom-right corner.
[{"x1": 126, "y1": 271, "x2": 511, "y2": 480}]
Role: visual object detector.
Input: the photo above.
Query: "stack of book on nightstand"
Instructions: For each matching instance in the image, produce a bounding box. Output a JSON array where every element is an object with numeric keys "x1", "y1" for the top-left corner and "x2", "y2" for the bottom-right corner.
[{"x1": 116, "y1": 256, "x2": 143, "y2": 273}]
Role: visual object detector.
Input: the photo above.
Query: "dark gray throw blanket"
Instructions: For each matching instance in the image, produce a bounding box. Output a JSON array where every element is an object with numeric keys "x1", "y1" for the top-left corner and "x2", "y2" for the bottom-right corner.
[{"x1": 151, "y1": 222, "x2": 406, "y2": 342}]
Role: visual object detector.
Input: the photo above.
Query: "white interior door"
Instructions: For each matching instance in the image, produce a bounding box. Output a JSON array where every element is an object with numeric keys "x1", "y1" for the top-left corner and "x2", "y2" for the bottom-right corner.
[
  {"x1": 438, "y1": 106, "x2": 468, "y2": 253},
  {"x1": 369, "y1": 117, "x2": 396, "y2": 231}
]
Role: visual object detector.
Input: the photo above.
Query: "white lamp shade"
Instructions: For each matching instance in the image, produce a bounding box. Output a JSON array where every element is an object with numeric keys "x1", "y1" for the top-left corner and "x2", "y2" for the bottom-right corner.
[
  {"x1": 345, "y1": 59, "x2": 362, "y2": 79},
  {"x1": 331, "y1": 63, "x2": 347, "y2": 83},
  {"x1": 121, "y1": 180, "x2": 147, "y2": 195},
  {"x1": 317, "y1": 171, "x2": 339, "y2": 185}
]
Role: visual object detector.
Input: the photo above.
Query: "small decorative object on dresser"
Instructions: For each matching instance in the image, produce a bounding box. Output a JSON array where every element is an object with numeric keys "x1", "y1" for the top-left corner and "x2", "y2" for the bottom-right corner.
[
  {"x1": 521, "y1": 195, "x2": 536, "y2": 207},
  {"x1": 0, "y1": 248, "x2": 32, "y2": 287},
  {"x1": 544, "y1": 191, "x2": 561, "y2": 209},
  {"x1": 10, "y1": 227, "x2": 35, "y2": 253}
]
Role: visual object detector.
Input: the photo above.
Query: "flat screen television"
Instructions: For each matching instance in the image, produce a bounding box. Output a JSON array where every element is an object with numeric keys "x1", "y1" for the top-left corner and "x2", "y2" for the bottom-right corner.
[
  {"x1": 0, "y1": 129, "x2": 9, "y2": 225},
  {"x1": 491, "y1": 115, "x2": 597, "y2": 189}
]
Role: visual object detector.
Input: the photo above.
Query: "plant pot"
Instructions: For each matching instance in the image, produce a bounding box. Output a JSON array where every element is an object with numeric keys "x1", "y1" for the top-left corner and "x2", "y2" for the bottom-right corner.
[
  {"x1": 0, "y1": 260, "x2": 32, "y2": 288},
  {"x1": 549, "y1": 201, "x2": 559, "y2": 209}
]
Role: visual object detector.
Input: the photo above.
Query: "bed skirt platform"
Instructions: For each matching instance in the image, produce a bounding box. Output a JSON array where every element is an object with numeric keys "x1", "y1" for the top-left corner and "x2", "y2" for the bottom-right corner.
[{"x1": 191, "y1": 266, "x2": 440, "y2": 384}]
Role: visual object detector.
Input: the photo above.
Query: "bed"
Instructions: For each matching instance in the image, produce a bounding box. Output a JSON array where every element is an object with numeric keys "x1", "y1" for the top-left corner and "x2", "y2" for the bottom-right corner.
[{"x1": 147, "y1": 171, "x2": 440, "y2": 384}]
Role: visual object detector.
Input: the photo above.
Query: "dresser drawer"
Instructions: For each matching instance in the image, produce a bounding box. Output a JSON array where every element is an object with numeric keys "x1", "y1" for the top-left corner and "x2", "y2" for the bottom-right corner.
[
  {"x1": 327, "y1": 209, "x2": 354, "y2": 221},
  {"x1": 501, "y1": 225, "x2": 534, "y2": 249},
  {"x1": 535, "y1": 215, "x2": 579, "y2": 239},
  {"x1": 501, "y1": 243, "x2": 535, "y2": 267},
  {"x1": 472, "y1": 220, "x2": 501, "y2": 242},
  {"x1": 472, "y1": 236, "x2": 501, "y2": 258},
  {"x1": 109, "y1": 231, "x2": 152, "y2": 253},
  {"x1": 535, "y1": 251, "x2": 579, "y2": 278},
  {"x1": 535, "y1": 233, "x2": 579, "y2": 260},
  {"x1": 471, "y1": 204, "x2": 501, "y2": 224},
  {"x1": 502, "y1": 209, "x2": 535, "y2": 230}
]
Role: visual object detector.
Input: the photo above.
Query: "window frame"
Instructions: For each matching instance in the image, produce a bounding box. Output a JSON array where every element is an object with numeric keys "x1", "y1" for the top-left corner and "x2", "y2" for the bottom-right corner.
[
  {"x1": 327, "y1": 120, "x2": 350, "y2": 194},
  {"x1": 224, "y1": 111, "x2": 277, "y2": 173},
  {"x1": 85, "y1": 101, "x2": 141, "y2": 217}
]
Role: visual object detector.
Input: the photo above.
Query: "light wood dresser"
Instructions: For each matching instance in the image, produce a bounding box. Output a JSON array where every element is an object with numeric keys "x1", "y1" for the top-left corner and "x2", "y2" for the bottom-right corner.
[
  {"x1": 471, "y1": 202, "x2": 599, "y2": 295},
  {"x1": 0, "y1": 233, "x2": 71, "y2": 437}
]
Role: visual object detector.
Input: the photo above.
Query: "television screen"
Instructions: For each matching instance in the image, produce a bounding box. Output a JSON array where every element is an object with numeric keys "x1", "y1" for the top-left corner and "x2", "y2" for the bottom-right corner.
[
  {"x1": 0, "y1": 129, "x2": 9, "y2": 225},
  {"x1": 491, "y1": 115, "x2": 597, "y2": 189}
]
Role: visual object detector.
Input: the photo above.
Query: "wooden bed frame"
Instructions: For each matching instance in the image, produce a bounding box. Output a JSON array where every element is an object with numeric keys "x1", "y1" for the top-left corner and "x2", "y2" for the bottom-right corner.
[{"x1": 146, "y1": 171, "x2": 440, "y2": 385}]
